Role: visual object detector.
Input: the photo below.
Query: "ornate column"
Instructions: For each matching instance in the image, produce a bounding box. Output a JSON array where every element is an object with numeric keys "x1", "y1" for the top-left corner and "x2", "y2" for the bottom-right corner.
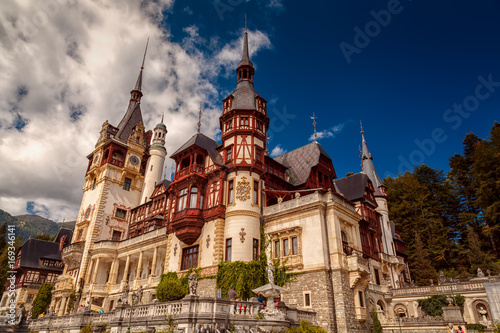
[
  {"x1": 151, "y1": 247, "x2": 158, "y2": 277},
  {"x1": 136, "y1": 251, "x2": 144, "y2": 280},
  {"x1": 91, "y1": 257, "x2": 101, "y2": 284},
  {"x1": 85, "y1": 259, "x2": 95, "y2": 284},
  {"x1": 122, "y1": 255, "x2": 130, "y2": 283}
]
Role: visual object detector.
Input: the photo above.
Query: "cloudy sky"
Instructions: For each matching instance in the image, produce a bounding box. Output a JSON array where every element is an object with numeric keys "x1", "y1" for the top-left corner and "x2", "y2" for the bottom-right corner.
[{"x1": 1, "y1": 0, "x2": 499, "y2": 222}]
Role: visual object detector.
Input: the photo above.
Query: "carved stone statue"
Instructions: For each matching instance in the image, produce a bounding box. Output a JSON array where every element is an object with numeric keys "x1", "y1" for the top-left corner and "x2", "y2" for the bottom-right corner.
[
  {"x1": 448, "y1": 323, "x2": 456, "y2": 333},
  {"x1": 136, "y1": 286, "x2": 143, "y2": 304},
  {"x1": 188, "y1": 271, "x2": 198, "y2": 295},
  {"x1": 477, "y1": 268, "x2": 485, "y2": 278},
  {"x1": 478, "y1": 306, "x2": 488, "y2": 322},
  {"x1": 122, "y1": 282, "x2": 130, "y2": 304},
  {"x1": 267, "y1": 264, "x2": 275, "y2": 286}
]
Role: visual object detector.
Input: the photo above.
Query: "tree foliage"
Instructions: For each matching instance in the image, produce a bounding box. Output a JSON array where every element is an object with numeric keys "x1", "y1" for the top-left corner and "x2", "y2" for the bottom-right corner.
[
  {"x1": 155, "y1": 272, "x2": 188, "y2": 302},
  {"x1": 371, "y1": 309, "x2": 383, "y2": 333},
  {"x1": 31, "y1": 282, "x2": 53, "y2": 319},
  {"x1": 384, "y1": 122, "x2": 500, "y2": 279},
  {"x1": 418, "y1": 294, "x2": 464, "y2": 317},
  {"x1": 285, "y1": 320, "x2": 327, "y2": 333}
]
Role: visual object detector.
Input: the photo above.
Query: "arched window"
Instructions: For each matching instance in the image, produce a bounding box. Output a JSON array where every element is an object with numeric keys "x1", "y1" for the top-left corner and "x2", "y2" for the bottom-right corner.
[
  {"x1": 341, "y1": 231, "x2": 351, "y2": 255},
  {"x1": 189, "y1": 187, "x2": 198, "y2": 208}
]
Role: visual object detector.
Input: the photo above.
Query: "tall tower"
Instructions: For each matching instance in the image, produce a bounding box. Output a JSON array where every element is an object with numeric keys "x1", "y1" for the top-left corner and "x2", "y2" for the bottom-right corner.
[
  {"x1": 60, "y1": 42, "x2": 151, "y2": 290},
  {"x1": 142, "y1": 119, "x2": 167, "y2": 204},
  {"x1": 220, "y1": 21, "x2": 269, "y2": 261}
]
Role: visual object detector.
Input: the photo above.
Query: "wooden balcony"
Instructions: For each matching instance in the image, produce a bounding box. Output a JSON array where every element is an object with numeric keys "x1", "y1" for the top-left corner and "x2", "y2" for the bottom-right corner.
[
  {"x1": 175, "y1": 164, "x2": 204, "y2": 180},
  {"x1": 171, "y1": 208, "x2": 204, "y2": 245}
]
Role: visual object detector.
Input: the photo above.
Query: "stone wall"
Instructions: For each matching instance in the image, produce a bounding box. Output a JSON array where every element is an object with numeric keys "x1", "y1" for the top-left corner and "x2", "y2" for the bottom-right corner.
[
  {"x1": 281, "y1": 270, "x2": 337, "y2": 332},
  {"x1": 198, "y1": 277, "x2": 217, "y2": 297},
  {"x1": 331, "y1": 269, "x2": 370, "y2": 333}
]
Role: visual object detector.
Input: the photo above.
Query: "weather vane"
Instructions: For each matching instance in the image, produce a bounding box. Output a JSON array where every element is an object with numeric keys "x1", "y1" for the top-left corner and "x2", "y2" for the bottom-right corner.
[
  {"x1": 311, "y1": 113, "x2": 318, "y2": 143},
  {"x1": 360, "y1": 120, "x2": 364, "y2": 134}
]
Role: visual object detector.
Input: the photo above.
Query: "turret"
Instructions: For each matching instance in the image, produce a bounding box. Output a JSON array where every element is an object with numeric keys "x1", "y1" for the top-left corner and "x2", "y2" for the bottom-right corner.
[{"x1": 141, "y1": 118, "x2": 168, "y2": 204}]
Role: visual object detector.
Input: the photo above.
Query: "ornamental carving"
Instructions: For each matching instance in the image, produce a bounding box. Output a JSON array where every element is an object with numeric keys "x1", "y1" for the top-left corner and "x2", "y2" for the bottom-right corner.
[{"x1": 236, "y1": 176, "x2": 251, "y2": 202}]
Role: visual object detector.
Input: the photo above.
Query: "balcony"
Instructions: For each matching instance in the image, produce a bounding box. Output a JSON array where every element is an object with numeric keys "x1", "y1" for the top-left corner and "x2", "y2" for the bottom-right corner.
[
  {"x1": 175, "y1": 164, "x2": 204, "y2": 180},
  {"x1": 61, "y1": 242, "x2": 84, "y2": 269},
  {"x1": 171, "y1": 208, "x2": 204, "y2": 245},
  {"x1": 347, "y1": 252, "x2": 370, "y2": 289}
]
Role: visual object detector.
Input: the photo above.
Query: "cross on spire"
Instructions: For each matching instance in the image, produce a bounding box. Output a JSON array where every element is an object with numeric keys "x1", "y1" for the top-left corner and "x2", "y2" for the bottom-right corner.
[
  {"x1": 311, "y1": 113, "x2": 318, "y2": 143},
  {"x1": 197, "y1": 103, "x2": 202, "y2": 133}
]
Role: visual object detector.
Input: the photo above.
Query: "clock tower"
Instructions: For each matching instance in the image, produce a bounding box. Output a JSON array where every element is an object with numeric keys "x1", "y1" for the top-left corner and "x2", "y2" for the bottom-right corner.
[{"x1": 220, "y1": 22, "x2": 269, "y2": 261}]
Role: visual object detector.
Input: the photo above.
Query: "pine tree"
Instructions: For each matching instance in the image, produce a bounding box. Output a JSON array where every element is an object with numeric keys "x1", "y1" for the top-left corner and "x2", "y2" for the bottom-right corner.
[
  {"x1": 466, "y1": 226, "x2": 499, "y2": 275},
  {"x1": 411, "y1": 233, "x2": 437, "y2": 285},
  {"x1": 371, "y1": 309, "x2": 383, "y2": 333}
]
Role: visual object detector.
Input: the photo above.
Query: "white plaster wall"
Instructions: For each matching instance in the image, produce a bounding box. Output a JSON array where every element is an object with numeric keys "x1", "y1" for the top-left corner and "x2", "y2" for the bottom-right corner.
[
  {"x1": 142, "y1": 149, "x2": 166, "y2": 204},
  {"x1": 199, "y1": 220, "x2": 216, "y2": 267}
]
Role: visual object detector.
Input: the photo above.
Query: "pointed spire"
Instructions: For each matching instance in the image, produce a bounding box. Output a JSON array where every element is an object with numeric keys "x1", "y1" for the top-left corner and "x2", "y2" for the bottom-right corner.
[
  {"x1": 161, "y1": 111, "x2": 164, "y2": 124},
  {"x1": 311, "y1": 113, "x2": 318, "y2": 143},
  {"x1": 197, "y1": 103, "x2": 202, "y2": 133},
  {"x1": 360, "y1": 124, "x2": 385, "y2": 195},
  {"x1": 133, "y1": 37, "x2": 149, "y2": 93},
  {"x1": 237, "y1": 14, "x2": 254, "y2": 71}
]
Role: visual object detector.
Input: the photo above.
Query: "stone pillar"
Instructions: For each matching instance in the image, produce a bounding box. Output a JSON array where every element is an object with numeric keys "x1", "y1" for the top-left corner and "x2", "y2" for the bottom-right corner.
[
  {"x1": 92, "y1": 257, "x2": 101, "y2": 284},
  {"x1": 85, "y1": 259, "x2": 95, "y2": 284},
  {"x1": 122, "y1": 255, "x2": 130, "y2": 283},
  {"x1": 136, "y1": 251, "x2": 143, "y2": 280},
  {"x1": 58, "y1": 296, "x2": 67, "y2": 316},
  {"x1": 110, "y1": 258, "x2": 120, "y2": 284},
  {"x1": 151, "y1": 247, "x2": 158, "y2": 277}
]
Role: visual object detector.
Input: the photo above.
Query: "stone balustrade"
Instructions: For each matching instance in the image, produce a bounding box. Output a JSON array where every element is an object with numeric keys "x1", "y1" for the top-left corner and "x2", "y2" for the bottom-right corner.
[
  {"x1": 30, "y1": 296, "x2": 316, "y2": 333},
  {"x1": 263, "y1": 191, "x2": 355, "y2": 216},
  {"x1": 392, "y1": 281, "x2": 487, "y2": 296}
]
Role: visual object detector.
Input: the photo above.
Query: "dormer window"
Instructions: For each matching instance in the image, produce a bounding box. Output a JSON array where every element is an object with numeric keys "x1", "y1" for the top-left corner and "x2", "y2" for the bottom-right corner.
[{"x1": 226, "y1": 147, "x2": 232, "y2": 162}]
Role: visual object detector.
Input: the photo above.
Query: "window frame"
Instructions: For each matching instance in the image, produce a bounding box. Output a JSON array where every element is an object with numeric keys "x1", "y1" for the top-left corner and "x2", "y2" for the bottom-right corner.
[
  {"x1": 253, "y1": 238, "x2": 259, "y2": 261},
  {"x1": 228, "y1": 180, "x2": 234, "y2": 204},
  {"x1": 123, "y1": 177, "x2": 132, "y2": 191},
  {"x1": 181, "y1": 245, "x2": 199, "y2": 270},
  {"x1": 178, "y1": 188, "x2": 188, "y2": 211},
  {"x1": 225, "y1": 238, "x2": 232, "y2": 262},
  {"x1": 253, "y1": 180, "x2": 259, "y2": 205}
]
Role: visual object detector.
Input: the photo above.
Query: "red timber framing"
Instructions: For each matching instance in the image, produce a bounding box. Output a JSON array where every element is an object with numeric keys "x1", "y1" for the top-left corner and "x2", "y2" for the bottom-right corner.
[
  {"x1": 128, "y1": 182, "x2": 169, "y2": 238},
  {"x1": 356, "y1": 180, "x2": 383, "y2": 261}
]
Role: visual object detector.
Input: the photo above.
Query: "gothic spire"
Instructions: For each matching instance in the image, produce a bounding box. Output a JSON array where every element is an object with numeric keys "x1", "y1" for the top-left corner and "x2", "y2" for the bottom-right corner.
[
  {"x1": 236, "y1": 15, "x2": 254, "y2": 85},
  {"x1": 130, "y1": 38, "x2": 149, "y2": 102},
  {"x1": 360, "y1": 123, "x2": 385, "y2": 195},
  {"x1": 197, "y1": 103, "x2": 202, "y2": 133}
]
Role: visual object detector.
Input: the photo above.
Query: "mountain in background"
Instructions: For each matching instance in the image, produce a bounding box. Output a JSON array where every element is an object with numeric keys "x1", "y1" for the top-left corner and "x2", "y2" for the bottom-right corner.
[{"x1": 0, "y1": 209, "x2": 75, "y2": 241}]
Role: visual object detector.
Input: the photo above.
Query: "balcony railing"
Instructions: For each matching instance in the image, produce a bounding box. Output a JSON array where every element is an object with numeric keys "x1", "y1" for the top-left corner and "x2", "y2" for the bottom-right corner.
[
  {"x1": 62, "y1": 242, "x2": 84, "y2": 256},
  {"x1": 176, "y1": 164, "x2": 204, "y2": 179},
  {"x1": 171, "y1": 208, "x2": 203, "y2": 222}
]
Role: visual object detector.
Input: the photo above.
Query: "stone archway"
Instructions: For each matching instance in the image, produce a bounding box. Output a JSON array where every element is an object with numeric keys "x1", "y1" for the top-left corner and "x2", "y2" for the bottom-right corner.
[{"x1": 394, "y1": 303, "x2": 408, "y2": 318}]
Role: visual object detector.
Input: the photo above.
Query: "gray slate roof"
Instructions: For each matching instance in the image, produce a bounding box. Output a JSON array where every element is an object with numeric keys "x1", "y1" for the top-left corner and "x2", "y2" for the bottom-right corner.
[
  {"x1": 115, "y1": 102, "x2": 143, "y2": 142},
  {"x1": 18, "y1": 238, "x2": 63, "y2": 272},
  {"x1": 361, "y1": 132, "x2": 384, "y2": 196},
  {"x1": 333, "y1": 173, "x2": 370, "y2": 201},
  {"x1": 273, "y1": 142, "x2": 332, "y2": 186},
  {"x1": 171, "y1": 133, "x2": 223, "y2": 165}
]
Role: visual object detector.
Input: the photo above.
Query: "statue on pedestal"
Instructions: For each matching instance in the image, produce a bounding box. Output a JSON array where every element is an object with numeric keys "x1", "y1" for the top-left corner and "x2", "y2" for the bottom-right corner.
[{"x1": 188, "y1": 271, "x2": 198, "y2": 296}]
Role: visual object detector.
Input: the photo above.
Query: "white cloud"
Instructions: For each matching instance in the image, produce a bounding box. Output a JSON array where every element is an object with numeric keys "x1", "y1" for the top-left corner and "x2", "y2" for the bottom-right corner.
[
  {"x1": 270, "y1": 145, "x2": 287, "y2": 157},
  {"x1": 309, "y1": 120, "x2": 352, "y2": 142},
  {"x1": 0, "y1": 0, "x2": 271, "y2": 222},
  {"x1": 268, "y1": 0, "x2": 284, "y2": 9}
]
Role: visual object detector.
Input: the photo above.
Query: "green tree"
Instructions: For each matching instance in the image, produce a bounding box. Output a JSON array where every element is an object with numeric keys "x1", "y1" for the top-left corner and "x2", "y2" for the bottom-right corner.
[
  {"x1": 155, "y1": 272, "x2": 187, "y2": 302},
  {"x1": 31, "y1": 282, "x2": 53, "y2": 319},
  {"x1": 286, "y1": 320, "x2": 327, "y2": 333},
  {"x1": 34, "y1": 234, "x2": 53, "y2": 241},
  {"x1": 66, "y1": 291, "x2": 76, "y2": 314},
  {"x1": 466, "y1": 226, "x2": 499, "y2": 274},
  {"x1": 0, "y1": 236, "x2": 22, "y2": 293},
  {"x1": 371, "y1": 309, "x2": 383, "y2": 333},
  {"x1": 411, "y1": 232, "x2": 437, "y2": 285}
]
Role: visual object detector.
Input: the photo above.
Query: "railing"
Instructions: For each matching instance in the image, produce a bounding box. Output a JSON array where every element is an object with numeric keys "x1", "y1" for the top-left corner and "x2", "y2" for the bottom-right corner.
[
  {"x1": 171, "y1": 208, "x2": 203, "y2": 222},
  {"x1": 109, "y1": 158, "x2": 124, "y2": 168},
  {"x1": 62, "y1": 242, "x2": 84, "y2": 256},
  {"x1": 118, "y1": 227, "x2": 166, "y2": 249},
  {"x1": 176, "y1": 164, "x2": 205, "y2": 179},
  {"x1": 93, "y1": 240, "x2": 118, "y2": 250},
  {"x1": 264, "y1": 191, "x2": 356, "y2": 216},
  {"x1": 392, "y1": 282, "x2": 486, "y2": 296}
]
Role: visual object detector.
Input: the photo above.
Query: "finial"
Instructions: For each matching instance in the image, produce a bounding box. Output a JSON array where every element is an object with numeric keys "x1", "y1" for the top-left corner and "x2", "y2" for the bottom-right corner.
[
  {"x1": 311, "y1": 113, "x2": 318, "y2": 143},
  {"x1": 245, "y1": 13, "x2": 247, "y2": 32},
  {"x1": 161, "y1": 112, "x2": 164, "y2": 123},
  {"x1": 197, "y1": 103, "x2": 202, "y2": 133},
  {"x1": 141, "y1": 37, "x2": 149, "y2": 70},
  {"x1": 360, "y1": 120, "x2": 364, "y2": 134}
]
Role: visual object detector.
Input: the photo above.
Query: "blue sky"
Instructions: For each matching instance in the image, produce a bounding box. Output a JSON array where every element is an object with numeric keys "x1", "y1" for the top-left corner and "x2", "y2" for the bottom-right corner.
[
  {"x1": 0, "y1": 0, "x2": 498, "y2": 220},
  {"x1": 168, "y1": 0, "x2": 499, "y2": 178}
]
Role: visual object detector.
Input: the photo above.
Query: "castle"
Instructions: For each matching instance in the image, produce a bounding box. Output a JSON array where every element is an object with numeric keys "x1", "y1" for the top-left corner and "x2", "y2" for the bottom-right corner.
[{"x1": 36, "y1": 25, "x2": 498, "y2": 333}]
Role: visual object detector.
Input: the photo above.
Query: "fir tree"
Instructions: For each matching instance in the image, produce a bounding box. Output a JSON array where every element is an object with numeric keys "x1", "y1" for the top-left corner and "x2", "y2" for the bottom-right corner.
[
  {"x1": 411, "y1": 232, "x2": 437, "y2": 285},
  {"x1": 466, "y1": 226, "x2": 499, "y2": 275}
]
